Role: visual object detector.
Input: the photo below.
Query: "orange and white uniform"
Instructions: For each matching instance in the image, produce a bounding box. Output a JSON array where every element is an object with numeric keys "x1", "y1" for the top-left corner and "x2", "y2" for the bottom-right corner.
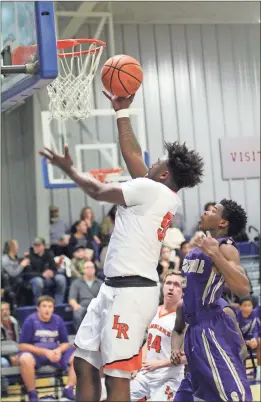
[
  {"x1": 74, "y1": 178, "x2": 181, "y2": 379},
  {"x1": 131, "y1": 307, "x2": 184, "y2": 401}
]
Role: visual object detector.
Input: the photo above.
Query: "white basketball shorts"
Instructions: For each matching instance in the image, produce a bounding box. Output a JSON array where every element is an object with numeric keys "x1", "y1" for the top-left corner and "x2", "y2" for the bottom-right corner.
[
  {"x1": 131, "y1": 370, "x2": 182, "y2": 401},
  {"x1": 74, "y1": 283, "x2": 159, "y2": 379}
]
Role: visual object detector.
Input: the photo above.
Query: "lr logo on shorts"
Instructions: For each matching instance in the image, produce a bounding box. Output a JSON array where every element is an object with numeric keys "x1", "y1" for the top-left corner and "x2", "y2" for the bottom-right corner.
[{"x1": 112, "y1": 315, "x2": 129, "y2": 339}]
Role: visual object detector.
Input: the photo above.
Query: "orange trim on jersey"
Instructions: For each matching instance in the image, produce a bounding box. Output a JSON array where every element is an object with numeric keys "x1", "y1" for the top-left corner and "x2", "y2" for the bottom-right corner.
[
  {"x1": 158, "y1": 306, "x2": 176, "y2": 318},
  {"x1": 103, "y1": 348, "x2": 142, "y2": 372}
]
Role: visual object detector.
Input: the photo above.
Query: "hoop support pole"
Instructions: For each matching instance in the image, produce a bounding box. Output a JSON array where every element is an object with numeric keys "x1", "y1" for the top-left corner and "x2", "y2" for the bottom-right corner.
[{"x1": 1, "y1": 62, "x2": 39, "y2": 75}]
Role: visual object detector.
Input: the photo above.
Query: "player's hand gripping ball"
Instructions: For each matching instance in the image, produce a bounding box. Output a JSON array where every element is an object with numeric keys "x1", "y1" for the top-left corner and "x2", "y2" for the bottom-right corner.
[{"x1": 101, "y1": 54, "x2": 143, "y2": 97}]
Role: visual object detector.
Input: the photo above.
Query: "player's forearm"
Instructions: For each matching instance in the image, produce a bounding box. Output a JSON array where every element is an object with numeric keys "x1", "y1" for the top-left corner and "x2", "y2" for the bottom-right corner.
[
  {"x1": 19, "y1": 343, "x2": 47, "y2": 356},
  {"x1": 117, "y1": 117, "x2": 148, "y2": 178},
  {"x1": 171, "y1": 330, "x2": 184, "y2": 351},
  {"x1": 56, "y1": 343, "x2": 69, "y2": 353},
  {"x1": 211, "y1": 251, "x2": 250, "y2": 297},
  {"x1": 63, "y1": 166, "x2": 104, "y2": 200},
  {"x1": 158, "y1": 360, "x2": 173, "y2": 368}
]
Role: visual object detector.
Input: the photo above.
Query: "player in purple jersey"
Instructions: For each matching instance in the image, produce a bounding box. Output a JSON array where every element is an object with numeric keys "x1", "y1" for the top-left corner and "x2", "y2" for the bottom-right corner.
[
  {"x1": 171, "y1": 199, "x2": 252, "y2": 402},
  {"x1": 19, "y1": 296, "x2": 76, "y2": 402},
  {"x1": 173, "y1": 297, "x2": 248, "y2": 401}
]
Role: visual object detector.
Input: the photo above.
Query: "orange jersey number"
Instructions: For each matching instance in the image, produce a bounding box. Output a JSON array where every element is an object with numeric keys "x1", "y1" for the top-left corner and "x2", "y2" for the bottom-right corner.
[
  {"x1": 157, "y1": 212, "x2": 173, "y2": 241},
  {"x1": 147, "y1": 334, "x2": 162, "y2": 353}
]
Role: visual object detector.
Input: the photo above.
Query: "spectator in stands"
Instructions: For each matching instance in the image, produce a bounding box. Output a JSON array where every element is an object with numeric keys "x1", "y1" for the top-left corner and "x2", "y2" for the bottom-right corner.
[
  {"x1": 26, "y1": 237, "x2": 66, "y2": 305},
  {"x1": 157, "y1": 246, "x2": 179, "y2": 282},
  {"x1": 49, "y1": 206, "x2": 69, "y2": 256},
  {"x1": 71, "y1": 245, "x2": 86, "y2": 279},
  {"x1": 163, "y1": 217, "x2": 186, "y2": 251},
  {"x1": 81, "y1": 207, "x2": 101, "y2": 261},
  {"x1": 256, "y1": 305, "x2": 261, "y2": 381},
  {"x1": 80, "y1": 207, "x2": 101, "y2": 245},
  {"x1": 1, "y1": 302, "x2": 19, "y2": 367},
  {"x1": 100, "y1": 205, "x2": 117, "y2": 247},
  {"x1": 172, "y1": 211, "x2": 185, "y2": 233},
  {"x1": 237, "y1": 297, "x2": 259, "y2": 348},
  {"x1": 68, "y1": 220, "x2": 94, "y2": 259},
  {"x1": 2, "y1": 239, "x2": 30, "y2": 278},
  {"x1": 177, "y1": 240, "x2": 191, "y2": 270},
  {"x1": 69, "y1": 260, "x2": 103, "y2": 331},
  {"x1": 99, "y1": 205, "x2": 117, "y2": 268},
  {"x1": 2, "y1": 240, "x2": 30, "y2": 307},
  {"x1": 19, "y1": 296, "x2": 76, "y2": 402}
]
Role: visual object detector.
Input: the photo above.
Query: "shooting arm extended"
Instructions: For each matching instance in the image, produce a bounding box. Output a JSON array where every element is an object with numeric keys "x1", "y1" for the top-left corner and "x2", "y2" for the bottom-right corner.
[{"x1": 117, "y1": 117, "x2": 148, "y2": 179}]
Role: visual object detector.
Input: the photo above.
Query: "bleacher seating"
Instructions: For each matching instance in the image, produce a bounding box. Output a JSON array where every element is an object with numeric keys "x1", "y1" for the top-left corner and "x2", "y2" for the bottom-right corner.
[
  {"x1": 2, "y1": 365, "x2": 65, "y2": 402},
  {"x1": 237, "y1": 241, "x2": 259, "y2": 256},
  {"x1": 16, "y1": 303, "x2": 76, "y2": 335},
  {"x1": 240, "y1": 254, "x2": 260, "y2": 303}
]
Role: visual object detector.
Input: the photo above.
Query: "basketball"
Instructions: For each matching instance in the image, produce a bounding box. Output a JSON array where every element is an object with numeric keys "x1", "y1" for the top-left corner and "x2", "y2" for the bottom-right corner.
[{"x1": 101, "y1": 54, "x2": 143, "y2": 97}]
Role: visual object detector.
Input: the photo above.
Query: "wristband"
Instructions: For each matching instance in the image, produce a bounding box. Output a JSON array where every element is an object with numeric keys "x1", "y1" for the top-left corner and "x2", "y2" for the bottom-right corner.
[{"x1": 116, "y1": 109, "x2": 129, "y2": 119}]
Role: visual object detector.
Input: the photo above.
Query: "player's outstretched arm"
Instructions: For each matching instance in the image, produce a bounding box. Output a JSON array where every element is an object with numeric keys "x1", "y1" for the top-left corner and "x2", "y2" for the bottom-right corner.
[
  {"x1": 103, "y1": 92, "x2": 148, "y2": 178},
  {"x1": 39, "y1": 145, "x2": 126, "y2": 205}
]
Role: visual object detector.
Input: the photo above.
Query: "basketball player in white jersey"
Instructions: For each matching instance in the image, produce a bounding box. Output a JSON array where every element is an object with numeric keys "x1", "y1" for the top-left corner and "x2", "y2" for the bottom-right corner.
[
  {"x1": 131, "y1": 271, "x2": 185, "y2": 401},
  {"x1": 39, "y1": 94, "x2": 204, "y2": 401}
]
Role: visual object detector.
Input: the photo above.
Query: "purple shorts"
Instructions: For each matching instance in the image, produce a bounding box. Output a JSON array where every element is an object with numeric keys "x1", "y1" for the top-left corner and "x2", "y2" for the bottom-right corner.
[
  {"x1": 174, "y1": 372, "x2": 193, "y2": 402},
  {"x1": 185, "y1": 312, "x2": 252, "y2": 402},
  {"x1": 19, "y1": 347, "x2": 74, "y2": 370}
]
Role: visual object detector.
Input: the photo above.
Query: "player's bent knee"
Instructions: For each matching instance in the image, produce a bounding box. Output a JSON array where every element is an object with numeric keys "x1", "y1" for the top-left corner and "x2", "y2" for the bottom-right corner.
[{"x1": 19, "y1": 353, "x2": 36, "y2": 366}]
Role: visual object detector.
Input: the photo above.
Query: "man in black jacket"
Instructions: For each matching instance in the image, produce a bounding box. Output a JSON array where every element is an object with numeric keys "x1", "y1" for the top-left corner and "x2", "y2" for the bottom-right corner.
[{"x1": 26, "y1": 237, "x2": 66, "y2": 305}]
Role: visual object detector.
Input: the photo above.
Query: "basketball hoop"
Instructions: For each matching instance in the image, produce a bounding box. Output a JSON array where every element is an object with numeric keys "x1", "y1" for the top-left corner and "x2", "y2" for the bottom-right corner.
[
  {"x1": 89, "y1": 168, "x2": 124, "y2": 183},
  {"x1": 47, "y1": 39, "x2": 106, "y2": 121}
]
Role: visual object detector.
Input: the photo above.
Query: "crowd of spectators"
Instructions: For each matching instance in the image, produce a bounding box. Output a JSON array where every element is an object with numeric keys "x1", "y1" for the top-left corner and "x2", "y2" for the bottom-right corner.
[
  {"x1": 1, "y1": 204, "x2": 191, "y2": 329},
  {"x1": 1, "y1": 201, "x2": 260, "y2": 397}
]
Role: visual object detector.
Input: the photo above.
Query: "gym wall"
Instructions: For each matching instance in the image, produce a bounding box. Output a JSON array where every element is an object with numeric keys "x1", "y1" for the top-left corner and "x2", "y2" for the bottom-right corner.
[{"x1": 2, "y1": 23, "x2": 260, "y2": 249}]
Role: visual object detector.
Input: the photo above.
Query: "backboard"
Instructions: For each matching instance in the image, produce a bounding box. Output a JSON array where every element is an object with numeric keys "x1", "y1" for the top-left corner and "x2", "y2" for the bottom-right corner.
[
  {"x1": 40, "y1": 108, "x2": 150, "y2": 189},
  {"x1": 1, "y1": 1, "x2": 58, "y2": 112}
]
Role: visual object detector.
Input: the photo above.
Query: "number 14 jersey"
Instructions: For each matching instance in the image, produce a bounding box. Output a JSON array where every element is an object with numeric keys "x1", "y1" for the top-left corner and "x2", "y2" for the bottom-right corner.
[{"x1": 103, "y1": 178, "x2": 181, "y2": 282}]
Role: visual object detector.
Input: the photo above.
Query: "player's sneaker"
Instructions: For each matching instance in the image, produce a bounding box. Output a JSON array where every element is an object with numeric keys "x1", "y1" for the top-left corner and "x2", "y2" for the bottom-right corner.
[
  {"x1": 28, "y1": 390, "x2": 38, "y2": 402},
  {"x1": 39, "y1": 395, "x2": 57, "y2": 401},
  {"x1": 61, "y1": 386, "x2": 75, "y2": 401}
]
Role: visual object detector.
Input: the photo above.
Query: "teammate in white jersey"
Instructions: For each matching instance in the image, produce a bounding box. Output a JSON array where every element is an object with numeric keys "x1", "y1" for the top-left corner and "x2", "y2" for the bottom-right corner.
[
  {"x1": 39, "y1": 94, "x2": 204, "y2": 402},
  {"x1": 131, "y1": 271, "x2": 185, "y2": 401}
]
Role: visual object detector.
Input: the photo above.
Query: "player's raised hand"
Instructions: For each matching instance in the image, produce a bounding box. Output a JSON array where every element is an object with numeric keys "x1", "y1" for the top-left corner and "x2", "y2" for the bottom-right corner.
[
  {"x1": 193, "y1": 231, "x2": 219, "y2": 256},
  {"x1": 39, "y1": 144, "x2": 73, "y2": 173},
  {"x1": 102, "y1": 91, "x2": 135, "y2": 111}
]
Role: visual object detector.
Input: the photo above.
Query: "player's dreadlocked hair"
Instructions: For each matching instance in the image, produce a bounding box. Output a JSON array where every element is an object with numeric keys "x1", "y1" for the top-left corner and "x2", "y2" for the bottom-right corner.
[
  {"x1": 220, "y1": 199, "x2": 247, "y2": 237},
  {"x1": 165, "y1": 142, "x2": 204, "y2": 190}
]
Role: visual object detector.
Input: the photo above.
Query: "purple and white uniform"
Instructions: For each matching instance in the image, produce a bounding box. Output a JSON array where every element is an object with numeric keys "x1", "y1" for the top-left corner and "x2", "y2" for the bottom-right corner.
[
  {"x1": 181, "y1": 238, "x2": 252, "y2": 402},
  {"x1": 19, "y1": 313, "x2": 74, "y2": 369}
]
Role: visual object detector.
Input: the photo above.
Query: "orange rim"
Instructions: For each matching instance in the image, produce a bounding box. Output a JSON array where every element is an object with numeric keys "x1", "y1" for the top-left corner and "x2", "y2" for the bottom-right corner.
[
  {"x1": 89, "y1": 168, "x2": 123, "y2": 183},
  {"x1": 57, "y1": 38, "x2": 106, "y2": 58}
]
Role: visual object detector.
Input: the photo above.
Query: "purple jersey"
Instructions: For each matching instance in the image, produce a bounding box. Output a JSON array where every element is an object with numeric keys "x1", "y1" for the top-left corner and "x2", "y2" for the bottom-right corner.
[
  {"x1": 19, "y1": 312, "x2": 68, "y2": 350},
  {"x1": 181, "y1": 237, "x2": 237, "y2": 324},
  {"x1": 237, "y1": 309, "x2": 259, "y2": 340}
]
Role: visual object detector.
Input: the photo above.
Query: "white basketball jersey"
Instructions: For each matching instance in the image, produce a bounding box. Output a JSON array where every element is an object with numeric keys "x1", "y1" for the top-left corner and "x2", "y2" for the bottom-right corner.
[
  {"x1": 104, "y1": 178, "x2": 181, "y2": 282},
  {"x1": 145, "y1": 306, "x2": 184, "y2": 380}
]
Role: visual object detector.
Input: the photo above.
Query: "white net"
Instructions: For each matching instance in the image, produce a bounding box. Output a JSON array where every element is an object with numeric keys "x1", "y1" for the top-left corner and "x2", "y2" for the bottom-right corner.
[{"x1": 47, "y1": 41, "x2": 104, "y2": 121}]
